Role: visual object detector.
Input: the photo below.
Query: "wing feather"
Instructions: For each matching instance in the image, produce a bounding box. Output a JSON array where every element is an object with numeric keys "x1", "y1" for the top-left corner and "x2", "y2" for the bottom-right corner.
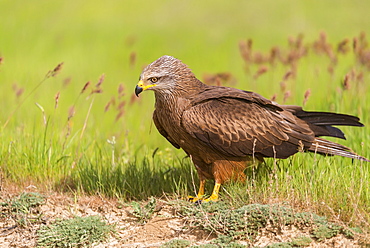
[
  {"x1": 153, "y1": 111, "x2": 180, "y2": 149},
  {"x1": 182, "y1": 90, "x2": 315, "y2": 158}
]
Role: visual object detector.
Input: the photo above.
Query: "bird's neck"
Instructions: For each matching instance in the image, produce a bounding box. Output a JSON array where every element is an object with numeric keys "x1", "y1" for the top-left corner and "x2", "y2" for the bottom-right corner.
[
  {"x1": 154, "y1": 80, "x2": 205, "y2": 117},
  {"x1": 156, "y1": 77, "x2": 207, "y2": 101}
]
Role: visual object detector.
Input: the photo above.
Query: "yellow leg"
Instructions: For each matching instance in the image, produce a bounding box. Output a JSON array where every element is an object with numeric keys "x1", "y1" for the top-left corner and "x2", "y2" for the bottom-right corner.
[
  {"x1": 188, "y1": 179, "x2": 206, "y2": 202},
  {"x1": 202, "y1": 183, "x2": 221, "y2": 203}
]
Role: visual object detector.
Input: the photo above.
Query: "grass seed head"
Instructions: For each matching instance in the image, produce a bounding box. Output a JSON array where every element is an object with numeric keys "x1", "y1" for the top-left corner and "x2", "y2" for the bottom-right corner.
[
  {"x1": 203, "y1": 73, "x2": 222, "y2": 86},
  {"x1": 12, "y1": 84, "x2": 24, "y2": 98},
  {"x1": 253, "y1": 52, "x2": 267, "y2": 64},
  {"x1": 68, "y1": 106, "x2": 75, "y2": 120},
  {"x1": 81, "y1": 81, "x2": 91, "y2": 94},
  {"x1": 115, "y1": 110, "x2": 124, "y2": 122},
  {"x1": 63, "y1": 77, "x2": 72, "y2": 87},
  {"x1": 283, "y1": 71, "x2": 292, "y2": 81},
  {"x1": 239, "y1": 39, "x2": 252, "y2": 63},
  {"x1": 269, "y1": 46, "x2": 280, "y2": 64},
  {"x1": 96, "y1": 73, "x2": 105, "y2": 88},
  {"x1": 118, "y1": 83, "x2": 125, "y2": 98},
  {"x1": 280, "y1": 81, "x2": 286, "y2": 92},
  {"x1": 253, "y1": 65, "x2": 268, "y2": 79},
  {"x1": 46, "y1": 62, "x2": 64, "y2": 78},
  {"x1": 327, "y1": 63, "x2": 335, "y2": 76},
  {"x1": 303, "y1": 89, "x2": 311, "y2": 106},
  {"x1": 91, "y1": 88, "x2": 103, "y2": 94},
  {"x1": 104, "y1": 100, "x2": 112, "y2": 112},
  {"x1": 52, "y1": 62, "x2": 63, "y2": 76},
  {"x1": 342, "y1": 74, "x2": 351, "y2": 90},
  {"x1": 54, "y1": 91, "x2": 60, "y2": 109},
  {"x1": 16, "y1": 88, "x2": 24, "y2": 98},
  {"x1": 337, "y1": 39, "x2": 350, "y2": 54},
  {"x1": 283, "y1": 90, "x2": 291, "y2": 103},
  {"x1": 118, "y1": 101, "x2": 125, "y2": 110},
  {"x1": 353, "y1": 37, "x2": 359, "y2": 52}
]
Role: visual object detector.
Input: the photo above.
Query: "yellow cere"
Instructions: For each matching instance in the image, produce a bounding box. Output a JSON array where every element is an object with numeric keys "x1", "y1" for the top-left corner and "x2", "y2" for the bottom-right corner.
[{"x1": 137, "y1": 80, "x2": 157, "y2": 91}]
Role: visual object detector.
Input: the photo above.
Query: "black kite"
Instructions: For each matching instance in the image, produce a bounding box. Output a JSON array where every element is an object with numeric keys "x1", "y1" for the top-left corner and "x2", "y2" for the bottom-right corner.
[{"x1": 135, "y1": 55, "x2": 369, "y2": 202}]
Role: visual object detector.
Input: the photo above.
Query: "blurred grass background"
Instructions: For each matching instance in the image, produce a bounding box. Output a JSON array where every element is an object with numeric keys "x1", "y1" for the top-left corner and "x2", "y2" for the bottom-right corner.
[
  {"x1": 1, "y1": 0, "x2": 369, "y2": 148},
  {"x1": 0, "y1": 0, "x2": 369, "y2": 227}
]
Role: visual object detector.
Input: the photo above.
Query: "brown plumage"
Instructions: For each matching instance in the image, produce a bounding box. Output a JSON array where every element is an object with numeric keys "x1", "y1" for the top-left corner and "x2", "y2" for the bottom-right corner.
[{"x1": 135, "y1": 55, "x2": 369, "y2": 202}]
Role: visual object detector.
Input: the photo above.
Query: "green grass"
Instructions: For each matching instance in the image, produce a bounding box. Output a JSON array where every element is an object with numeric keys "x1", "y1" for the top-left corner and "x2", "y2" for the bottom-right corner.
[{"x1": 0, "y1": 0, "x2": 369, "y2": 231}]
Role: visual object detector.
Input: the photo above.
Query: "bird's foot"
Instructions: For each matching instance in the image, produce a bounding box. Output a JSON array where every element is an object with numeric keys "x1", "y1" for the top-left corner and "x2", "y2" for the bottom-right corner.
[
  {"x1": 188, "y1": 194, "x2": 205, "y2": 203},
  {"x1": 201, "y1": 193, "x2": 219, "y2": 203},
  {"x1": 188, "y1": 193, "x2": 219, "y2": 204}
]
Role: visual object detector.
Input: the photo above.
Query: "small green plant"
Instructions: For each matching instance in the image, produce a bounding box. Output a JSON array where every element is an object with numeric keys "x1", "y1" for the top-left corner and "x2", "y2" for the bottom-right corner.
[
  {"x1": 190, "y1": 244, "x2": 219, "y2": 248},
  {"x1": 1, "y1": 192, "x2": 46, "y2": 227},
  {"x1": 261, "y1": 236, "x2": 312, "y2": 248},
  {"x1": 290, "y1": 236, "x2": 313, "y2": 247},
  {"x1": 311, "y1": 223, "x2": 343, "y2": 241},
  {"x1": 177, "y1": 202, "x2": 358, "y2": 244},
  {"x1": 190, "y1": 244, "x2": 218, "y2": 248},
  {"x1": 37, "y1": 215, "x2": 114, "y2": 247},
  {"x1": 131, "y1": 197, "x2": 157, "y2": 223},
  {"x1": 264, "y1": 243, "x2": 293, "y2": 248},
  {"x1": 211, "y1": 235, "x2": 247, "y2": 247},
  {"x1": 160, "y1": 239, "x2": 191, "y2": 248}
]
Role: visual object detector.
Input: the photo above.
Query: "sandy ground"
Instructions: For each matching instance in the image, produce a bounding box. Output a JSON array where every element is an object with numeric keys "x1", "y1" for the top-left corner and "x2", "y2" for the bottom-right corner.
[{"x1": 0, "y1": 185, "x2": 367, "y2": 247}]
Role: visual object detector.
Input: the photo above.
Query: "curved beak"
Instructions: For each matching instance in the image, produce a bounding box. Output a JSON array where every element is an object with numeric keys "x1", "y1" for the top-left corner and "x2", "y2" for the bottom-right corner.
[
  {"x1": 135, "y1": 84, "x2": 143, "y2": 97},
  {"x1": 134, "y1": 80, "x2": 157, "y2": 97}
]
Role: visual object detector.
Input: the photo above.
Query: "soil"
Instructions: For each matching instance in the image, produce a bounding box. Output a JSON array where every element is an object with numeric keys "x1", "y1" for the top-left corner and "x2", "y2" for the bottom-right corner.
[{"x1": 0, "y1": 185, "x2": 368, "y2": 247}]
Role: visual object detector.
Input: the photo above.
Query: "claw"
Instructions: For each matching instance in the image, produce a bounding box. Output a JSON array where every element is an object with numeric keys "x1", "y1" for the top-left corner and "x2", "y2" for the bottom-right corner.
[
  {"x1": 188, "y1": 182, "x2": 221, "y2": 204},
  {"x1": 188, "y1": 179, "x2": 206, "y2": 203},
  {"x1": 201, "y1": 193, "x2": 219, "y2": 203},
  {"x1": 188, "y1": 194, "x2": 205, "y2": 203}
]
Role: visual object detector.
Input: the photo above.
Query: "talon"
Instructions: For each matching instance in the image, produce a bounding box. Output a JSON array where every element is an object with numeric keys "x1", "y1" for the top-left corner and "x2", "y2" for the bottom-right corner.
[
  {"x1": 201, "y1": 182, "x2": 221, "y2": 203},
  {"x1": 188, "y1": 186, "x2": 220, "y2": 204},
  {"x1": 201, "y1": 194, "x2": 219, "y2": 203},
  {"x1": 188, "y1": 178, "x2": 206, "y2": 203},
  {"x1": 189, "y1": 195, "x2": 219, "y2": 204},
  {"x1": 187, "y1": 180, "x2": 221, "y2": 204},
  {"x1": 188, "y1": 195, "x2": 205, "y2": 203}
]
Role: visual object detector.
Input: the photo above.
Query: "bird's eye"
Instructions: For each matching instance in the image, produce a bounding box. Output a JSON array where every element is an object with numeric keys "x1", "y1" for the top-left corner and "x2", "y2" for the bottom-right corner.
[{"x1": 150, "y1": 77, "x2": 159, "y2": 83}]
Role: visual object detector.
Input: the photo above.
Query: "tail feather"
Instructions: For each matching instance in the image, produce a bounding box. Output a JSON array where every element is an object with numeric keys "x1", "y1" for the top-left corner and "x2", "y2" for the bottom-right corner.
[
  {"x1": 295, "y1": 111, "x2": 364, "y2": 127},
  {"x1": 282, "y1": 106, "x2": 367, "y2": 161},
  {"x1": 309, "y1": 138, "x2": 369, "y2": 162},
  {"x1": 290, "y1": 108, "x2": 363, "y2": 139}
]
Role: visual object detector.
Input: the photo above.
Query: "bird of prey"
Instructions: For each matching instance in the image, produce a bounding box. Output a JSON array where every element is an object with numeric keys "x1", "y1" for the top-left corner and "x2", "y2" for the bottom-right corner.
[{"x1": 135, "y1": 55, "x2": 369, "y2": 203}]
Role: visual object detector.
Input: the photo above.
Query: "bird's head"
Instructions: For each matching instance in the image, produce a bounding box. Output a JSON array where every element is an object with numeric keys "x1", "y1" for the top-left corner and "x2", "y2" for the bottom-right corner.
[{"x1": 135, "y1": 55, "x2": 196, "y2": 97}]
